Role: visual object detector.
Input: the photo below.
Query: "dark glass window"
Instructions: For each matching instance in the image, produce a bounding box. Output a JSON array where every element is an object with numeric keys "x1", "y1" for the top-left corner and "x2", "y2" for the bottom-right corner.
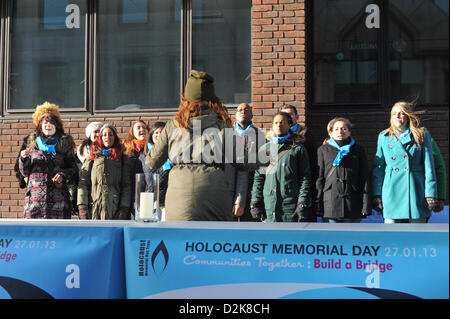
[
  {"x1": 4, "y1": 0, "x2": 252, "y2": 112},
  {"x1": 313, "y1": 0, "x2": 379, "y2": 104},
  {"x1": 9, "y1": 0, "x2": 86, "y2": 109},
  {"x1": 97, "y1": 0, "x2": 180, "y2": 110},
  {"x1": 192, "y1": 0, "x2": 251, "y2": 105},
  {"x1": 312, "y1": 0, "x2": 449, "y2": 106},
  {"x1": 389, "y1": 0, "x2": 449, "y2": 105}
]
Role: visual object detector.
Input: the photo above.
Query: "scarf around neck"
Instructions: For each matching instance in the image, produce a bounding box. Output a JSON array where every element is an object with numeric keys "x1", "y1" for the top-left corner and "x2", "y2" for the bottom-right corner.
[
  {"x1": 133, "y1": 139, "x2": 147, "y2": 152},
  {"x1": 328, "y1": 137, "x2": 355, "y2": 166},
  {"x1": 235, "y1": 122, "x2": 253, "y2": 136},
  {"x1": 36, "y1": 135, "x2": 58, "y2": 155},
  {"x1": 270, "y1": 131, "x2": 291, "y2": 144},
  {"x1": 396, "y1": 128, "x2": 411, "y2": 144},
  {"x1": 102, "y1": 148, "x2": 111, "y2": 157}
]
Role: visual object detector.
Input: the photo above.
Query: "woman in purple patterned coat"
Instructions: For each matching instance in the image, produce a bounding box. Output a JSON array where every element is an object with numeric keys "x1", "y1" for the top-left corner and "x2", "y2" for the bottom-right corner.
[{"x1": 19, "y1": 102, "x2": 79, "y2": 219}]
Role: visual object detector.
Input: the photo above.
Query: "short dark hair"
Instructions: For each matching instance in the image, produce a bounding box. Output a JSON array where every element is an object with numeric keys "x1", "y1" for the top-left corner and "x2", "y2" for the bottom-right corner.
[
  {"x1": 279, "y1": 104, "x2": 298, "y2": 115},
  {"x1": 273, "y1": 111, "x2": 293, "y2": 126}
]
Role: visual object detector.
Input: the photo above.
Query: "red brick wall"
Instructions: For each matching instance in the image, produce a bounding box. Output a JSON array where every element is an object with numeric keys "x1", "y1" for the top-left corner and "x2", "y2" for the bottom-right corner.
[
  {"x1": 0, "y1": 0, "x2": 448, "y2": 218},
  {"x1": 251, "y1": 0, "x2": 306, "y2": 129},
  {"x1": 0, "y1": 115, "x2": 173, "y2": 218}
]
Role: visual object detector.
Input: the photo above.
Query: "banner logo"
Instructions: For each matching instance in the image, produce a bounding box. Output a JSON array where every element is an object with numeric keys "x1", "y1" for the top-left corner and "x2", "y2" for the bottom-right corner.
[
  {"x1": 0, "y1": 276, "x2": 54, "y2": 299},
  {"x1": 151, "y1": 241, "x2": 169, "y2": 272}
]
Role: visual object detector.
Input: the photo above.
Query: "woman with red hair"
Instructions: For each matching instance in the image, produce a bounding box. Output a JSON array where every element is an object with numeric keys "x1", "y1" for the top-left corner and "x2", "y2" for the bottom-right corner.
[
  {"x1": 77, "y1": 124, "x2": 131, "y2": 220},
  {"x1": 146, "y1": 70, "x2": 236, "y2": 221},
  {"x1": 122, "y1": 120, "x2": 150, "y2": 219}
]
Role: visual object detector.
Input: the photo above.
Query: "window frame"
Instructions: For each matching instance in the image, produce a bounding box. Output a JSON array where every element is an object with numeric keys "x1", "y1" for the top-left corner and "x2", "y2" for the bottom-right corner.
[
  {"x1": 1, "y1": 0, "x2": 250, "y2": 116},
  {"x1": 3, "y1": 0, "x2": 90, "y2": 113},
  {"x1": 308, "y1": 0, "x2": 449, "y2": 111}
]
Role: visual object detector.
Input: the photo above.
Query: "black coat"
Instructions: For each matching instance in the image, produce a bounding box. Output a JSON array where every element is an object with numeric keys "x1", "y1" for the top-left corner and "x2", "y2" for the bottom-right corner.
[{"x1": 316, "y1": 142, "x2": 371, "y2": 220}]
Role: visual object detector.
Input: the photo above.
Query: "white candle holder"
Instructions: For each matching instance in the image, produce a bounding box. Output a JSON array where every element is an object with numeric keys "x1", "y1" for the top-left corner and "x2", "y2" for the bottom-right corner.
[{"x1": 134, "y1": 173, "x2": 161, "y2": 222}]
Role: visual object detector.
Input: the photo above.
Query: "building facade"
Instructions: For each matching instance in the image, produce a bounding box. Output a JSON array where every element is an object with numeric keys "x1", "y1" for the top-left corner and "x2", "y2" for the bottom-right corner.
[{"x1": 0, "y1": 0, "x2": 448, "y2": 218}]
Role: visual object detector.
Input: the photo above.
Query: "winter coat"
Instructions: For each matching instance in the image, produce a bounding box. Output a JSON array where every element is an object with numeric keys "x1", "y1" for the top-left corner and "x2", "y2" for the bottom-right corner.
[
  {"x1": 19, "y1": 133, "x2": 79, "y2": 219},
  {"x1": 124, "y1": 149, "x2": 145, "y2": 219},
  {"x1": 372, "y1": 129, "x2": 438, "y2": 219},
  {"x1": 76, "y1": 139, "x2": 91, "y2": 164},
  {"x1": 146, "y1": 109, "x2": 251, "y2": 221},
  {"x1": 224, "y1": 125, "x2": 265, "y2": 222},
  {"x1": 316, "y1": 141, "x2": 370, "y2": 220},
  {"x1": 14, "y1": 136, "x2": 29, "y2": 189},
  {"x1": 291, "y1": 125, "x2": 318, "y2": 222},
  {"x1": 251, "y1": 134, "x2": 312, "y2": 222},
  {"x1": 77, "y1": 150, "x2": 132, "y2": 220},
  {"x1": 431, "y1": 138, "x2": 447, "y2": 200}
]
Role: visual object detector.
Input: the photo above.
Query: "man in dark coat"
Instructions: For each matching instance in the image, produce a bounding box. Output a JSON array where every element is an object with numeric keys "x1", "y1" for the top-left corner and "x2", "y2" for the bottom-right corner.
[
  {"x1": 250, "y1": 112, "x2": 312, "y2": 222},
  {"x1": 225, "y1": 103, "x2": 265, "y2": 222},
  {"x1": 279, "y1": 104, "x2": 317, "y2": 222}
]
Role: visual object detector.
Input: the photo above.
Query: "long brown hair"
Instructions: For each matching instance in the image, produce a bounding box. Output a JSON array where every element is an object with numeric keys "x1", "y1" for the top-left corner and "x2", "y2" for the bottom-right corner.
[
  {"x1": 382, "y1": 101, "x2": 424, "y2": 148},
  {"x1": 174, "y1": 94, "x2": 232, "y2": 129},
  {"x1": 123, "y1": 120, "x2": 150, "y2": 156},
  {"x1": 90, "y1": 124, "x2": 123, "y2": 161}
]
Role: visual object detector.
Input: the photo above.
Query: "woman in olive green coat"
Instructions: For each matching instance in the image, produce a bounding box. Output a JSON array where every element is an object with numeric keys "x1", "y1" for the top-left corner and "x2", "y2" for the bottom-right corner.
[
  {"x1": 250, "y1": 112, "x2": 312, "y2": 222},
  {"x1": 146, "y1": 70, "x2": 237, "y2": 221},
  {"x1": 77, "y1": 124, "x2": 131, "y2": 220}
]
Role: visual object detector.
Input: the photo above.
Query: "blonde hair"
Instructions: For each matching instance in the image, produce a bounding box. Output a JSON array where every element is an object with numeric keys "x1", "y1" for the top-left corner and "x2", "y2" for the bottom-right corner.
[
  {"x1": 382, "y1": 101, "x2": 424, "y2": 147},
  {"x1": 327, "y1": 117, "x2": 353, "y2": 135}
]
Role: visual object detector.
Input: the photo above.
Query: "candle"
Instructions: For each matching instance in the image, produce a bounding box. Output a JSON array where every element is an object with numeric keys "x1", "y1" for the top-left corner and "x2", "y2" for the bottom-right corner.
[{"x1": 139, "y1": 192, "x2": 154, "y2": 219}]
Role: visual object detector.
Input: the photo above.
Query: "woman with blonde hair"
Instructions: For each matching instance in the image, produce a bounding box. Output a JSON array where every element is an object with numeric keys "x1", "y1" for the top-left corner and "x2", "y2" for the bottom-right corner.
[
  {"x1": 372, "y1": 101, "x2": 438, "y2": 223},
  {"x1": 146, "y1": 70, "x2": 235, "y2": 221}
]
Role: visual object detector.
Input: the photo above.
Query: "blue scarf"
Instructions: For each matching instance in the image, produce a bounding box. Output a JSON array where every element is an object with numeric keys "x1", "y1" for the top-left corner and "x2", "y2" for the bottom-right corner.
[
  {"x1": 328, "y1": 137, "x2": 355, "y2": 166},
  {"x1": 147, "y1": 142, "x2": 172, "y2": 171},
  {"x1": 397, "y1": 128, "x2": 411, "y2": 144},
  {"x1": 270, "y1": 131, "x2": 291, "y2": 144},
  {"x1": 36, "y1": 135, "x2": 58, "y2": 155},
  {"x1": 290, "y1": 123, "x2": 301, "y2": 133},
  {"x1": 102, "y1": 148, "x2": 111, "y2": 157},
  {"x1": 235, "y1": 122, "x2": 253, "y2": 136}
]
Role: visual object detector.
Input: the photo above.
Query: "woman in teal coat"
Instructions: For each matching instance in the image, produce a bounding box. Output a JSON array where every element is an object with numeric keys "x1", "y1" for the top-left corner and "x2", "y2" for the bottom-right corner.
[{"x1": 372, "y1": 101, "x2": 438, "y2": 223}]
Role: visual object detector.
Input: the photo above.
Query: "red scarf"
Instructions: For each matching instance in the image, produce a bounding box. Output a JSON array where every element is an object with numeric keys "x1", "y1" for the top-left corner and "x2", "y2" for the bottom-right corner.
[{"x1": 133, "y1": 139, "x2": 147, "y2": 152}]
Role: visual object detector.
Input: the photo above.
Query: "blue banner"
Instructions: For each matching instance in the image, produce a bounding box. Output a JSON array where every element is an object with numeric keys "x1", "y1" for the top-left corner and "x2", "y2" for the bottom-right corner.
[
  {"x1": 0, "y1": 222, "x2": 125, "y2": 299},
  {"x1": 124, "y1": 223, "x2": 448, "y2": 299}
]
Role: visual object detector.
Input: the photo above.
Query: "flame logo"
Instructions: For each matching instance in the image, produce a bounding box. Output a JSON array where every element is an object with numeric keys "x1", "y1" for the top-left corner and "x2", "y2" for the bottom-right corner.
[
  {"x1": 0, "y1": 276, "x2": 54, "y2": 299},
  {"x1": 151, "y1": 241, "x2": 169, "y2": 272}
]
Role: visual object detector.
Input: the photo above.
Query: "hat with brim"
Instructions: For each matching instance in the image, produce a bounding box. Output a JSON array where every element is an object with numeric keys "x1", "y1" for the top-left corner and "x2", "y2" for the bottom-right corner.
[{"x1": 184, "y1": 70, "x2": 215, "y2": 102}]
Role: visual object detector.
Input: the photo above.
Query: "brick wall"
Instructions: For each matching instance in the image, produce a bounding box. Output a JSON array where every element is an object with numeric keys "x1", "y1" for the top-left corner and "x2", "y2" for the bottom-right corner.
[
  {"x1": 251, "y1": 0, "x2": 306, "y2": 129},
  {"x1": 0, "y1": 0, "x2": 448, "y2": 218},
  {"x1": 0, "y1": 115, "x2": 173, "y2": 218}
]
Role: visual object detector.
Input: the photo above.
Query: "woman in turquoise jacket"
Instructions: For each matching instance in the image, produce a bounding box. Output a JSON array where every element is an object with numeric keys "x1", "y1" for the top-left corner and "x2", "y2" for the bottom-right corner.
[{"x1": 372, "y1": 101, "x2": 438, "y2": 223}]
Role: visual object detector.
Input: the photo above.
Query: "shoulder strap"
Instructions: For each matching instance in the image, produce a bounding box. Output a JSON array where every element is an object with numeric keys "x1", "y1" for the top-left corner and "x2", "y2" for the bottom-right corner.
[{"x1": 265, "y1": 142, "x2": 296, "y2": 177}]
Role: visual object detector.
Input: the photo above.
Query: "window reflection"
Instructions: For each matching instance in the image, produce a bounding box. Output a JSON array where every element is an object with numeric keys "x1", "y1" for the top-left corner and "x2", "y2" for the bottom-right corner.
[
  {"x1": 10, "y1": 0, "x2": 86, "y2": 109},
  {"x1": 97, "y1": 0, "x2": 180, "y2": 110},
  {"x1": 313, "y1": 0, "x2": 379, "y2": 104},
  {"x1": 389, "y1": 0, "x2": 449, "y2": 104},
  {"x1": 192, "y1": 0, "x2": 251, "y2": 105}
]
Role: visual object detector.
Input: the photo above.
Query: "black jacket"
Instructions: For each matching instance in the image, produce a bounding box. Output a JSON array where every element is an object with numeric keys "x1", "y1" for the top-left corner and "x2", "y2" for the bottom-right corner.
[{"x1": 316, "y1": 141, "x2": 371, "y2": 220}]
